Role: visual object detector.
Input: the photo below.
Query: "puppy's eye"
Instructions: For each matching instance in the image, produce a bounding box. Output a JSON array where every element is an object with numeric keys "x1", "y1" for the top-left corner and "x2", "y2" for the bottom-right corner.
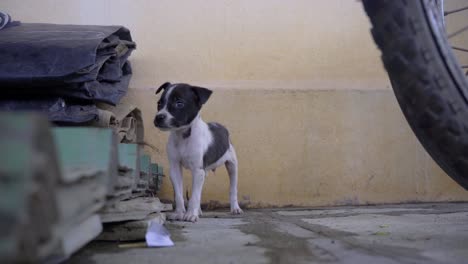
[
  {"x1": 175, "y1": 101, "x2": 185, "y2": 108},
  {"x1": 157, "y1": 102, "x2": 162, "y2": 108}
]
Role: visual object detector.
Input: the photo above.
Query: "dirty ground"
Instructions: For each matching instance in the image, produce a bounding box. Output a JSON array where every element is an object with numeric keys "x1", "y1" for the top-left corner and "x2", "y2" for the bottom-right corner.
[{"x1": 70, "y1": 203, "x2": 468, "y2": 264}]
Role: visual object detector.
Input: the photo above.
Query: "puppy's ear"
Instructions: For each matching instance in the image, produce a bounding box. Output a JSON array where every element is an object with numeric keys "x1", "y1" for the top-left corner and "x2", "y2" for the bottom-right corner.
[
  {"x1": 191, "y1": 86, "x2": 212, "y2": 105},
  {"x1": 156, "y1": 82, "x2": 171, "y2": 95}
]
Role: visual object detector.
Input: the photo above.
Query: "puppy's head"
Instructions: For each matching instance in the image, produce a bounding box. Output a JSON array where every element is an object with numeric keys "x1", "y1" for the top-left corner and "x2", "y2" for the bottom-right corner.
[{"x1": 154, "y1": 82, "x2": 212, "y2": 131}]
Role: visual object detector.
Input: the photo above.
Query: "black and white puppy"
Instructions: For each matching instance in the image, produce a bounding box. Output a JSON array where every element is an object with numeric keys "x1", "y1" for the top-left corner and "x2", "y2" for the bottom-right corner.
[{"x1": 154, "y1": 82, "x2": 243, "y2": 222}]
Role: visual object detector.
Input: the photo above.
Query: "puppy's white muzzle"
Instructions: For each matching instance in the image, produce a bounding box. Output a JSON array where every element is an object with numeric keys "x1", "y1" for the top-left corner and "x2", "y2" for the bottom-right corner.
[{"x1": 154, "y1": 109, "x2": 174, "y2": 130}]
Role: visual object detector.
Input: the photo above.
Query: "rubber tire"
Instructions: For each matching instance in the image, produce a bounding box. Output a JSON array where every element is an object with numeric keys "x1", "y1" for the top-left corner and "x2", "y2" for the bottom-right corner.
[{"x1": 363, "y1": 0, "x2": 468, "y2": 190}]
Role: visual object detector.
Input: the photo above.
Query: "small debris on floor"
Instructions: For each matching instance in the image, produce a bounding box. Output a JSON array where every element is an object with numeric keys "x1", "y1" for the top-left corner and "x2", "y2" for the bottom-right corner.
[
  {"x1": 372, "y1": 231, "x2": 390, "y2": 236},
  {"x1": 118, "y1": 242, "x2": 147, "y2": 249},
  {"x1": 145, "y1": 221, "x2": 174, "y2": 247}
]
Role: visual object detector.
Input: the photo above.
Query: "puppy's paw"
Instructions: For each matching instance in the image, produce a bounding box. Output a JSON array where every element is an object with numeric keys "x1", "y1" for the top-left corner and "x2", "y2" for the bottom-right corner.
[
  {"x1": 231, "y1": 206, "x2": 243, "y2": 215},
  {"x1": 168, "y1": 211, "x2": 186, "y2": 221},
  {"x1": 182, "y1": 212, "x2": 199, "y2": 222}
]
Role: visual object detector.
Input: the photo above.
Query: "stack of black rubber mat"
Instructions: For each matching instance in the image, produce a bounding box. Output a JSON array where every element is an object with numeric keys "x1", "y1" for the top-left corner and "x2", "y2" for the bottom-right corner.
[{"x1": 0, "y1": 23, "x2": 136, "y2": 123}]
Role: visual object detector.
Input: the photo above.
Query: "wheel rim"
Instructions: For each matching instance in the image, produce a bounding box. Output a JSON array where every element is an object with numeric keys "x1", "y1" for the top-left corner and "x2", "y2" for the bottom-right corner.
[{"x1": 425, "y1": 0, "x2": 468, "y2": 102}]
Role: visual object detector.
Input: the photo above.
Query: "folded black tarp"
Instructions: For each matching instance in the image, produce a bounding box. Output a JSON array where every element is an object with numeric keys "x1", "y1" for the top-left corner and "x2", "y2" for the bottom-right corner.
[
  {"x1": 0, "y1": 97, "x2": 98, "y2": 123},
  {"x1": 0, "y1": 23, "x2": 136, "y2": 105}
]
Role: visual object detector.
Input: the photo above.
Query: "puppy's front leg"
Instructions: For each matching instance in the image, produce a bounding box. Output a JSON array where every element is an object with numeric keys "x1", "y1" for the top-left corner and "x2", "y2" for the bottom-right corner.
[
  {"x1": 183, "y1": 168, "x2": 206, "y2": 222},
  {"x1": 168, "y1": 161, "x2": 185, "y2": 221}
]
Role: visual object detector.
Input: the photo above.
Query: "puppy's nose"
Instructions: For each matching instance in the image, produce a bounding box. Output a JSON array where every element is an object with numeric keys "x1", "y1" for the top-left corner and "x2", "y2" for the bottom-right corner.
[{"x1": 155, "y1": 114, "x2": 166, "y2": 123}]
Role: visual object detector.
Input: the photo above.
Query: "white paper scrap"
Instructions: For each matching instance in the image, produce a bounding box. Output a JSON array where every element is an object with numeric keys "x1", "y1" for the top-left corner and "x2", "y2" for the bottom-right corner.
[{"x1": 145, "y1": 220, "x2": 174, "y2": 247}]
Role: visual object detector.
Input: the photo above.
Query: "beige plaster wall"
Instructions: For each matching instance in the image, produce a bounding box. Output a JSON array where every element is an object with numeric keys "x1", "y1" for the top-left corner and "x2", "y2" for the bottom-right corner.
[
  {"x1": 4, "y1": 0, "x2": 468, "y2": 206},
  {"x1": 124, "y1": 88, "x2": 468, "y2": 207}
]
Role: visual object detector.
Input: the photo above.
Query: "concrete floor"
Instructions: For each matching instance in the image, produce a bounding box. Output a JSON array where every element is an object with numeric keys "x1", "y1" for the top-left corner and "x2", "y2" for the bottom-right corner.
[{"x1": 70, "y1": 203, "x2": 468, "y2": 264}]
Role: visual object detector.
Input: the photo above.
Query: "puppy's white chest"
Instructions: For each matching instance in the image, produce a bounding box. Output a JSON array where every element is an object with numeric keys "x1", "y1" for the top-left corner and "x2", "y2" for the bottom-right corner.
[
  {"x1": 176, "y1": 140, "x2": 200, "y2": 169},
  {"x1": 169, "y1": 133, "x2": 211, "y2": 170},
  {"x1": 167, "y1": 118, "x2": 213, "y2": 170}
]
